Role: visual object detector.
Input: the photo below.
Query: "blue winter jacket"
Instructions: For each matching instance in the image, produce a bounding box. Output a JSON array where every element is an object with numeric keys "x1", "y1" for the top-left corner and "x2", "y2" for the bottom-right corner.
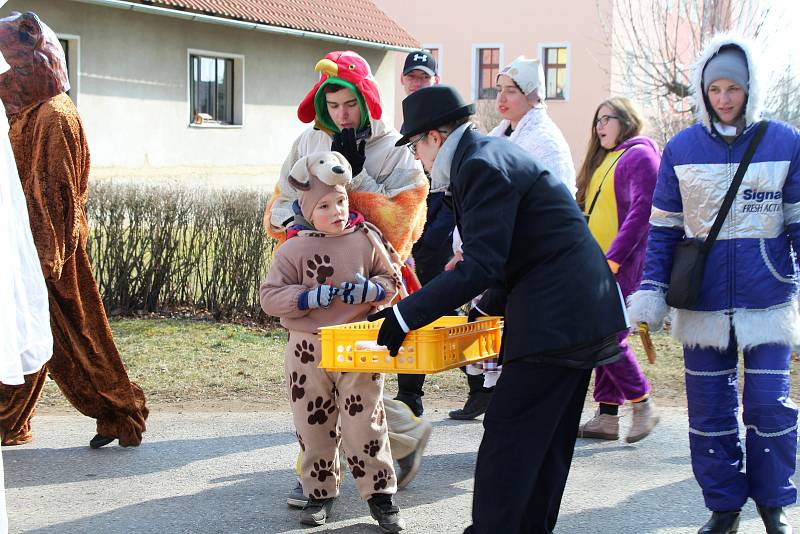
[
  {"x1": 640, "y1": 119, "x2": 800, "y2": 312},
  {"x1": 419, "y1": 190, "x2": 455, "y2": 250}
]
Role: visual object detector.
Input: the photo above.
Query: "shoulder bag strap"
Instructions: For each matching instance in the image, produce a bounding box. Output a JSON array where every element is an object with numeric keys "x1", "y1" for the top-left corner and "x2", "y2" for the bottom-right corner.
[
  {"x1": 585, "y1": 149, "x2": 628, "y2": 219},
  {"x1": 702, "y1": 120, "x2": 769, "y2": 253}
]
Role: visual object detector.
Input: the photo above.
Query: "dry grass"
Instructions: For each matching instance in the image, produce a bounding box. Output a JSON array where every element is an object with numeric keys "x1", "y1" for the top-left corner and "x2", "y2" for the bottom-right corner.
[{"x1": 37, "y1": 318, "x2": 800, "y2": 411}]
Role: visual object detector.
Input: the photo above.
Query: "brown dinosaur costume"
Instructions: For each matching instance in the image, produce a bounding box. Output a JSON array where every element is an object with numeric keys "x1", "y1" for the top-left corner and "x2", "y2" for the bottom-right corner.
[{"x1": 0, "y1": 12, "x2": 147, "y2": 447}]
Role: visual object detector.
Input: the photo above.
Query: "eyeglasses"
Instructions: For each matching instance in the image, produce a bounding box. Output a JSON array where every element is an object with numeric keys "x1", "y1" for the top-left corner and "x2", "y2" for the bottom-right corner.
[
  {"x1": 407, "y1": 133, "x2": 427, "y2": 156},
  {"x1": 595, "y1": 115, "x2": 619, "y2": 127}
]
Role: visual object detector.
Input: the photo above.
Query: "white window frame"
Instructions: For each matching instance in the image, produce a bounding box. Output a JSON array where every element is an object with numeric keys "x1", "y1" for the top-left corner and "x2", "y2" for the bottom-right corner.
[
  {"x1": 538, "y1": 42, "x2": 571, "y2": 102},
  {"x1": 422, "y1": 42, "x2": 443, "y2": 80},
  {"x1": 57, "y1": 33, "x2": 80, "y2": 108},
  {"x1": 470, "y1": 43, "x2": 504, "y2": 101},
  {"x1": 187, "y1": 48, "x2": 245, "y2": 128}
]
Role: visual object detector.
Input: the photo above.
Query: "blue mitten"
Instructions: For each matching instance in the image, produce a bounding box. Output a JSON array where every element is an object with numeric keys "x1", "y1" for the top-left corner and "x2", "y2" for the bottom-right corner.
[
  {"x1": 298, "y1": 285, "x2": 338, "y2": 310},
  {"x1": 339, "y1": 273, "x2": 385, "y2": 304}
]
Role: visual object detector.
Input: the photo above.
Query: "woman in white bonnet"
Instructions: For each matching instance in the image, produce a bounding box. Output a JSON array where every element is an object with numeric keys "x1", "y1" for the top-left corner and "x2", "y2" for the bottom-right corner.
[{"x1": 490, "y1": 56, "x2": 575, "y2": 194}]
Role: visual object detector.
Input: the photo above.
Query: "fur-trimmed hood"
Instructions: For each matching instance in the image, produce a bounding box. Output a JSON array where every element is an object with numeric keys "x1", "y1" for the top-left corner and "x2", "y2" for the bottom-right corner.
[{"x1": 690, "y1": 33, "x2": 764, "y2": 131}]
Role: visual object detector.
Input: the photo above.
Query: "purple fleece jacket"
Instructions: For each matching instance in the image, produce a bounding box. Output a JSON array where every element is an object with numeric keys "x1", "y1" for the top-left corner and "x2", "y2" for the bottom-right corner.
[{"x1": 604, "y1": 135, "x2": 661, "y2": 297}]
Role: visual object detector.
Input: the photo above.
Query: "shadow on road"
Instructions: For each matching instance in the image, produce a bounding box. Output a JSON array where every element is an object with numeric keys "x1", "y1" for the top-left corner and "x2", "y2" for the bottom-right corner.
[
  {"x1": 17, "y1": 449, "x2": 477, "y2": 534},
  {"x1": 4, "y1": 431, "x2": 296, "y2": 489},
  {"x1": 557, "y1": 477, "x2": 703, "y2": 533}
]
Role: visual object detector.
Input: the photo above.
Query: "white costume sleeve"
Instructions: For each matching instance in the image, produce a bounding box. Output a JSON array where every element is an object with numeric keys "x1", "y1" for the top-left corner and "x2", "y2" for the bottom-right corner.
[{"x1": 0, "y1": 82, "x2": 52, "y2": 386}]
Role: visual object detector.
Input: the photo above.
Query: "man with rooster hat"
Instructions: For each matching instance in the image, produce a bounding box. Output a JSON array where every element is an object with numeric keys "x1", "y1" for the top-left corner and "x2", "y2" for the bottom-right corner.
[{"x1": 266, "y1": 50, "x2": 428, "y2": 264}]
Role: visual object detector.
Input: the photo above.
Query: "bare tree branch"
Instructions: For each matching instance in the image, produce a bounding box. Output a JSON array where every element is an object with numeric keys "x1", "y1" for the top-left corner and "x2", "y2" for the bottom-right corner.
[{"x1": 604, "y1": 0, "x2": 776, "y2": 144}]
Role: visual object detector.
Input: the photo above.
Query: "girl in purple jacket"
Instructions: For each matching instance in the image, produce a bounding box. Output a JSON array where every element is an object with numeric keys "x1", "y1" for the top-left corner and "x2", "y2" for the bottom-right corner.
[{"x1": 575, "y1": 97, "x2": 661, "y2": 443}]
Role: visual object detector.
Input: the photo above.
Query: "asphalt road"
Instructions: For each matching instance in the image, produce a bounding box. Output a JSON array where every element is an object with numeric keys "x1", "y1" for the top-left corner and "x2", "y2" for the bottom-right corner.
[{"x1": 4, "y1": 407, "x2": 798, "y2": 533}]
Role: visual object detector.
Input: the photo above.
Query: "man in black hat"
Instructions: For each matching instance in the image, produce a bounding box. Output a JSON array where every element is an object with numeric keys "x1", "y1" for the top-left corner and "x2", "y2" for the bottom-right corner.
[
  {"x1": 394, "y1": 49, "x2": 454, "y2": 418},
  {"x1": 369, "y1": 85, "x2": 629, "y2": 534}
]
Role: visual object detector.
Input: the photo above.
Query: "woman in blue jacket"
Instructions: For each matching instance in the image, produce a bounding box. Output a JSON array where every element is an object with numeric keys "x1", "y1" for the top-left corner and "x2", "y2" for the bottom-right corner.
[{"x1": 629, "y1": 34, "x2": 800, "y2": 534}]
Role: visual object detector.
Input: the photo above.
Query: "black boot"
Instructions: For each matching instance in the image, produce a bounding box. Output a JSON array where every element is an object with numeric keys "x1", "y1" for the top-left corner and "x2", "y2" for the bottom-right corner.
[
  {"x1": 448, "y1": 390, "x2": 493, "y2": 420},
  {"x1": 757, "y1": 505, "x2": 793, "y2": 534},
  {"x1": 697, "y1": 510, "x2": 741, "y2": 534},
  {"x1": 89, "y1": 434, "x2": 115, "y2": 449}
]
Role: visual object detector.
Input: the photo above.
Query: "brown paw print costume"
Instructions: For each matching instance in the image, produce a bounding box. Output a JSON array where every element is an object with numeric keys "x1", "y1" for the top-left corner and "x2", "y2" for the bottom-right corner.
[
  {"x1": 260, "y1": 152, "x2": 401, "y2": 499},
  {"x1": 0, "y1": 12, "x2": 147, "y2": 446}
]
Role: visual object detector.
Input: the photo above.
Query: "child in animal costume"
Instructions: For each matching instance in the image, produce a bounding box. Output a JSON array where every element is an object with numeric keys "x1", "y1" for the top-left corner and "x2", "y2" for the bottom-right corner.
[
  {"x1": 0, "y1": 12, "x2": 148, "y2": 448},
  {"x1": 265, "y1": 50, "x2": 433, "y2": 509},
  {"x1": 261, "y1": 152, "x2": 405, "y2": 532}
]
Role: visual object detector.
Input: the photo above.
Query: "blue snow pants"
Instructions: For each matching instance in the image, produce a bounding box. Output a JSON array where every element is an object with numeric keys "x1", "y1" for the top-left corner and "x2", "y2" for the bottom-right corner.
[{"x1": 684, "y1": 338, "x2": 798, "y2": 511}]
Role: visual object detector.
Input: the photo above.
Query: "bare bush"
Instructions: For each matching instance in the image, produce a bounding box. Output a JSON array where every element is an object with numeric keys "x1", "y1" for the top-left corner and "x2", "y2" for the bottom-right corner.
[
  {"x1": 86, "y1": 182, "x2": 275, "y2": 321},
  {"x1": 472, "y1": 99, "x2": 503, "y2": 133},
  {"x1": 765, "y1": 64, "x2": 800, "y2": 128}
]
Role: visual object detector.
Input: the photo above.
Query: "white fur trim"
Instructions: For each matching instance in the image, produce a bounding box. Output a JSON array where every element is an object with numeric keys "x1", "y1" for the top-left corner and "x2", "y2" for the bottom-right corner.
[
  {"x1": 690, "y1": 33, "x2": 763, "y2": 131},
  {"x1": 672, "y1": 302, "x2": 800, "y2": 350},
  {"x1": 671, "y1": 309, "x2": 730, "y2": 349},
  {"x1": 627, "y1": 290, "x2": 669, "y2": 331},
  {"x1": 732, "y1": 302, "x2": 800, "y2": 350}
]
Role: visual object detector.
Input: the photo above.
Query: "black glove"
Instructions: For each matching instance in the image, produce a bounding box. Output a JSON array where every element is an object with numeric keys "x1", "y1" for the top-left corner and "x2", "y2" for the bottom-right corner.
[
  {"x1": 367, "y1": 307, "x2": 407, "y2": 356},
  {"x1": 331, "y1": 128, "x2": 366, "y2": 176}
]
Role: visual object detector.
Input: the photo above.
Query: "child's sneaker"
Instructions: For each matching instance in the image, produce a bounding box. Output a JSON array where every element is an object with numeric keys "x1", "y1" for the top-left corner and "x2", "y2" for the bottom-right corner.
[
  {"x1": 287, "y1": 480, "x2": 307, "y2": 509},
  {"x1": 300, "y1": 497, "x2": 335, "y2": 526},
  {"x1": 368, "y1": 494, "x2": 405, "y2": 533}
]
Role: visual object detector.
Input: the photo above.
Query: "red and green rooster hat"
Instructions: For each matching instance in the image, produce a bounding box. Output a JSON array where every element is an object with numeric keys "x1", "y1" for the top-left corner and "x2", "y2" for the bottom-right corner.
[{"x1": 297, "y1": 50, "x2": 382, "y2": 132}]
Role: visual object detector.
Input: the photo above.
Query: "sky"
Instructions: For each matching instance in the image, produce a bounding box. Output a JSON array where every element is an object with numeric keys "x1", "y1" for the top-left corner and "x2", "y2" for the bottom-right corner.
[{"x1": 759, "y1": 0, "x2": 799, "y2": 79}]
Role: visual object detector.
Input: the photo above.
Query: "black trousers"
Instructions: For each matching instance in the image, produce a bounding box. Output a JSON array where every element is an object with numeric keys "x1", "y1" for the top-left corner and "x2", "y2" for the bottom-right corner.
[
  {"x1": 464, "y1": 359, "x2": 592, "y2": 534},
  {"x1": 397, "y1": 240, "x2": 453, "y2": 416},
  {"x1": 396, "y1": 374, "x2": 425, "y2": 416}
]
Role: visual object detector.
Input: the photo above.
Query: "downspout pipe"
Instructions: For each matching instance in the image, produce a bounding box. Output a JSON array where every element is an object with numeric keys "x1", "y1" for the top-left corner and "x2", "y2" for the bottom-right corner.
[{"x1": 70, "y1": 0, "x2": 420, "y2": 53}]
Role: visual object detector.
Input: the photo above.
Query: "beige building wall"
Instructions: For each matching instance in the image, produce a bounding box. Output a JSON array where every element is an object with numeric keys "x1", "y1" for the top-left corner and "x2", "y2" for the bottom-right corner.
[
  {"x1": 375, "y1": 0, "x2": 614, "y2": 168},
  {"x1": 4, "y1": 0, "x2": 399, "y2": 188}
]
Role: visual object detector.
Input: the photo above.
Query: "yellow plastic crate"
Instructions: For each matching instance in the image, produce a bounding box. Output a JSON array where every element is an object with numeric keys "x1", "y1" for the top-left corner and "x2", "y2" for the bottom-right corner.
[{"x1": 318, "y1": 316, "x2": 502, "y2": 374}]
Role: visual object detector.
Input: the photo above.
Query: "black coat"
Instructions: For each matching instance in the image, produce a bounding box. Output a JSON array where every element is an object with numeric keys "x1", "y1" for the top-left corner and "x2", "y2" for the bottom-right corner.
[{"x1": 397, "y1": 128, "x2": 627, "y2": 368}]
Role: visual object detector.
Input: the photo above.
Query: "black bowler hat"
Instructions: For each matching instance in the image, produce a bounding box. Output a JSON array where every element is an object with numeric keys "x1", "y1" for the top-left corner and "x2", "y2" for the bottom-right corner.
[{"x1": 396, "y1": 85, "x2": 476, "y2": 146}]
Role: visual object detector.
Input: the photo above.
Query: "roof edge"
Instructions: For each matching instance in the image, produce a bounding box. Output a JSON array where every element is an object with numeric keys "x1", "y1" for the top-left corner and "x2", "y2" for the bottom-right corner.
[{"x1": 69, "y1": 0, "x2": 420, "y2": 52}]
